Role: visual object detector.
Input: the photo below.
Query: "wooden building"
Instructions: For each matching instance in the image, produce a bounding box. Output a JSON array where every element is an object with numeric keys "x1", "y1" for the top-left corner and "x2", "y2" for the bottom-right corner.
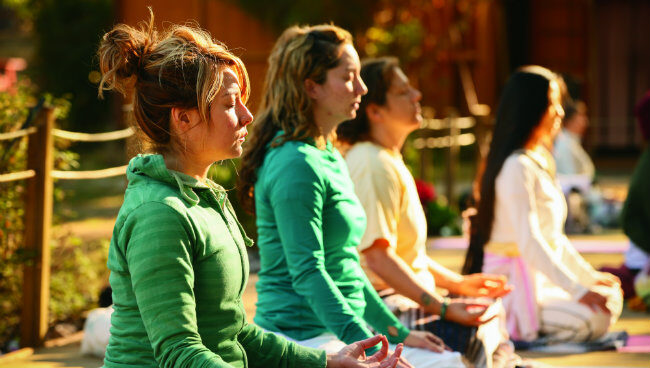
[
  {"x1": 116, "y1": 0, "x2": 276, "y2": 111},
  {"x1": 116, "y1": 0, "x2": 650, "y2": 151},
  {"x1": 494, "y1": 0, "x2": 650, "y2": 151}
]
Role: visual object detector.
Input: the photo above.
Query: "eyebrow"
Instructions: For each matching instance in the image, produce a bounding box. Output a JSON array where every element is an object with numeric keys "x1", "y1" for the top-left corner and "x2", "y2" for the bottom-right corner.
[{"x1": 220, "y1": 86, "x2": 240, "y2": 97}]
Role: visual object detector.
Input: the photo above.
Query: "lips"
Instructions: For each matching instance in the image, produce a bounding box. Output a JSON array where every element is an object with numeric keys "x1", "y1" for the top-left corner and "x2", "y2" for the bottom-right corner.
[{"x1": 238, "y1": 130, "x2": 248, "y2": 142}]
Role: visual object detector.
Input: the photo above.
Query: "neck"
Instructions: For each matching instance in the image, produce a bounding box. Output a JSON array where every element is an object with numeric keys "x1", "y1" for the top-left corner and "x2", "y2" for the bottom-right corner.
[
  {"x1": 163, "y1": 151, "x2": 211, "y2": 182},
  {"x1": 565, "y1": 127, "x2": 582, "y2": 138},
  {"x1": 369, "y1": 122, "x2": 410, "y2": 153},
  {"x1": 312, "y1": 108, "x2": 341, "y2": 143},
  {"x1": 525, "y1": 133, "x2": 553, "y2": 153}
]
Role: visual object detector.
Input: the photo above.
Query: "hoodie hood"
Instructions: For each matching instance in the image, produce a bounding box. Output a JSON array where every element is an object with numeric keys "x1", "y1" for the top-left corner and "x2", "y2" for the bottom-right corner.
[{"x1": 126, "y1": 154, "x2": 222, "y2": 207}]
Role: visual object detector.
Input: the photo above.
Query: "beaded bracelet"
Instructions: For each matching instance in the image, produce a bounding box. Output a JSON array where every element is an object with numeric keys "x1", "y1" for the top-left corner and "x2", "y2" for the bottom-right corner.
[{"x1": 440, "y1": 297, "x2": 450, "y2": 320}]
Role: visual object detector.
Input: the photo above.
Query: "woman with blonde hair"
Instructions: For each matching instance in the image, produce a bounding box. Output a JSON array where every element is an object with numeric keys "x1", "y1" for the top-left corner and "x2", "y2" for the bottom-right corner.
[
  {"x1": 98, "y1": 13, "x2": 404, "y2": 368},
  {"x1": 239, "y1": 25, "x2": 464, "y2": 367},
  {"x1": 462, "y1": 66, "x2": 622, "y2": 344}
]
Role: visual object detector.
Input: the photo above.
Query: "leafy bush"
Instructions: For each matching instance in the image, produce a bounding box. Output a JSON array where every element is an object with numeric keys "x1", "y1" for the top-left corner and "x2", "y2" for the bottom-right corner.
[
  {"x1": 3, "y1": 0, "x2": 115, "y2": 132},
  {"x1": 413, "y1": 178, "x2": 461, "y2": 237},
  {"x1": 425, "y1": 200, "x2": 461, "y2": 237},
  {"x1": 1, "y1": 79, "x2": 45, "y2": 351},
  {"x1": 49, "y1": 234, "x2": 109, "y2": 328},
  {"x1": 0, "y1": 77, "x2": 87, "y2": 351}
]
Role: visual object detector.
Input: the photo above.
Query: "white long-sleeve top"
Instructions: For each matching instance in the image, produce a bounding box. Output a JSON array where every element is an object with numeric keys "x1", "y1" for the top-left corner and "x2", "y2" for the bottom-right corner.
[
  {"x1": 553, "y1": 129, "x2": 595, "y2": 179},
  {"x1": 486, "y1": 149, "x2": 600, "y2": 300}
]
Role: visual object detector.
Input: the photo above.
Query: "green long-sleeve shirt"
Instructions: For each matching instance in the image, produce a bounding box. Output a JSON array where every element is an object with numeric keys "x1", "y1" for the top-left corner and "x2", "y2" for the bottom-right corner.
[
  {"x1": 104, "y1": 154, "x2": 325, "y2": 368},
  {"x1": 253, "y1": 136, "x2": 410, "y2": 349},
  {"x1": 622, "y1": 147, "x2": 650, "y2": 254}
]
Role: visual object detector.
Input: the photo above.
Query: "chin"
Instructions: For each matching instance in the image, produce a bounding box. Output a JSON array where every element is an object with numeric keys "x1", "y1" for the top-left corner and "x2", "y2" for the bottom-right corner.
[{"x1": 233, "y1": 146, "x2": 245, "y2": 158}]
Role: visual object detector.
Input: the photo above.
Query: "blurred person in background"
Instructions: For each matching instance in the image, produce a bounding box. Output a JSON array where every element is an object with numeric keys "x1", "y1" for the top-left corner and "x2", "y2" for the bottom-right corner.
[
  {"x1": 554, "y1": 100, "x2": 595, "y2": 180},
  {"x1": 462, "y1": 66, "x2": 623, "y2": 345},
  {"x1": 601, "y1": 90, "x2": 650, "y2": 304}
]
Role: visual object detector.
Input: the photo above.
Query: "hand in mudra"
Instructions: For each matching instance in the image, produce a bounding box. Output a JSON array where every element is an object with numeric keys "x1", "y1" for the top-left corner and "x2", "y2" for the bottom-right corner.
[
  {"x1": 457, "y1": 273, "x2": 513, "y2": 298},
  {"x1": 327, "y1": 335, "x2": 408, "y2": 368},
  {"x1": 445, "y1": 299, "x2": 497, "y2": 327}
]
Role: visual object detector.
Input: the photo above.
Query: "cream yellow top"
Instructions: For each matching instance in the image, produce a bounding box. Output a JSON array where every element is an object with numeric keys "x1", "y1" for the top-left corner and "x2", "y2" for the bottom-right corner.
[{"x1": 345, "y1": 142, "x2": 434, "y2": 291}]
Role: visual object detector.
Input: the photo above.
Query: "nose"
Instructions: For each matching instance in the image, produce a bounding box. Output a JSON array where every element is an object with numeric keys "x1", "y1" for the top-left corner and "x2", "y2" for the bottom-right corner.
[
  {"x1": 356, "y1": 75, "x2": 368, "y2": 96},
  {"x1": 239, "y1": 103, "x2": 253, "y2": 126},
  {"x1": 411, "y1": 87, "x2": 422, "y2": 102}
]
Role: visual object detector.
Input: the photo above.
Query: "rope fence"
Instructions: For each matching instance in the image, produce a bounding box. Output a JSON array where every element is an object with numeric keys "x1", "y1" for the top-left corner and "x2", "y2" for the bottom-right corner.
[
  {"x1": 52, "y1": 165, "x2": 128, "y2": 180},
  {"x1": 0, "y1": 126, "x2": 37, "y2": 141},
  {"x1": 421, "y1": 116, "x2": 476, "y2": 130},
  {"x1": 52, "y1": 127, "x2": 133, "y2": 142},
  {"x1": 1, "y1": 122, "x2": 132, "y2": 184},
  {"x1": 0, "y1": 169, "x2": 35, "y2": 183},
  {"x1": 413, "y1": 113, "x2": 481, "y2": 207},
  {"x1": 412, "y1": 133, "x2": 476, "y2": 149},
  {"x1": 1, "y1": 107, "x2": 134, "y2": 348}
]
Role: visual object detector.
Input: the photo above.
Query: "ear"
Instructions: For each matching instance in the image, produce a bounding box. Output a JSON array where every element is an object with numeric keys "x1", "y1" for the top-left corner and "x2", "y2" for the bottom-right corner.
[
  {"x1": 304, "y1": 78, "x2": 321, "y2": 99},
  {"x1": 366, "y1": 103, "x2": 384, "y2": 124},
  {"x1": 170, "y1": 107, "x2": 200, "y2": 133}
]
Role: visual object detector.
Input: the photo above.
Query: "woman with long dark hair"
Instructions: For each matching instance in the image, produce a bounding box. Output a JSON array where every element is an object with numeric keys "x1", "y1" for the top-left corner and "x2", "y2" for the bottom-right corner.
[
  {"x1": 238, "y1": 25, "x2": 464, "y2": 367},
  {"x1": 462, "y1": 66, "x2": 622, "y2": 343}
]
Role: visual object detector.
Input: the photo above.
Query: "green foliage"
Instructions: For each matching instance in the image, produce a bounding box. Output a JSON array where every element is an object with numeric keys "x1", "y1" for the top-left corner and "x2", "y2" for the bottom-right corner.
[
  {"x1": 0, "y1": 0, "x2": 33, "y2": 25},
  {"x1": 425, "y1": 200, "x2": 461, "y2": 237},
  {"x1": 49, "y1": 235, "x2": 109, "y2": 325},
  {"x1": 25, "y1": 0, "x2": 114, "y2": 132},
  {"x1": 364, "y1": 20, "x2": 424, "y2": 63},
  {"x1": 0, "y1": 77, "x2": 79, "y2": 351},
  {"x1": 1, "y1": 80, "x2": 40, "y2": 351}
]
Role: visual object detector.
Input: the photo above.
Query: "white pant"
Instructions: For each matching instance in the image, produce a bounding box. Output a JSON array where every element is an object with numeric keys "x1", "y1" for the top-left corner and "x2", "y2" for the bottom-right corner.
[
  {"x1": 484, "y1": 253, "x2": 623, "y2": 342},
  {"x1": 381, "y1": 293, "x2": 510, "y2": 368},
  {"x1": 270, "y1": 331, "x2": 465, "y2": 368},
  {"x1": 537, "y1": 283, "x2": 623, "y2": 343}
]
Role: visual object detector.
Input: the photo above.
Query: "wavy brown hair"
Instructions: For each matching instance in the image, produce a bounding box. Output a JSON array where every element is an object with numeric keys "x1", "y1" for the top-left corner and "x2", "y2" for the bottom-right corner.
[
  {"x1": 238, "y1": 24, "x2": 352, "y2": 212},
  {"x1": 97, "y1": 10, "x2": 249, "y2": 154},
  {"x1": 462, "y1": 65, "x2": 558, "y2": 274}
]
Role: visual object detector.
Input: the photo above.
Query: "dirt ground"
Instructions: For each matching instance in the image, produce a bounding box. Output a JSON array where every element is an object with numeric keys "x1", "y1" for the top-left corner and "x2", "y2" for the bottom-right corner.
[
  {"x1": 3, "y1": 174, "x2": 648, "y2": 367},
  {"x1": 2, "y1": 244, "x2": 649, "y2": 368}
]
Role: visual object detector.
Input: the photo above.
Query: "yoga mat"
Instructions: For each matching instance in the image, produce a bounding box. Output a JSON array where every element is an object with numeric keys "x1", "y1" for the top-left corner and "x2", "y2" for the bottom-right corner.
[
  {"x1": 427, "y1": 237, "x2": 629, "y2": 254},
  {"x1": 617, "y1": 334, "x2": 650, "y2": 353}
]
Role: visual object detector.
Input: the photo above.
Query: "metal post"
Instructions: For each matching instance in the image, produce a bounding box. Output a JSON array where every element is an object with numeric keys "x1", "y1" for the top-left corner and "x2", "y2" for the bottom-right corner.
[{"x1": 21, "y1": 107, "x2": 55, "y2": 347}]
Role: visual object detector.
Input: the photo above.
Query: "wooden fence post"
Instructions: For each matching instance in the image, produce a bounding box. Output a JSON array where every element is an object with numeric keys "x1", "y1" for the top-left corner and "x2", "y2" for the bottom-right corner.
[{"x1": 20, "y1": 107, "x2": 55, "y2": 348}]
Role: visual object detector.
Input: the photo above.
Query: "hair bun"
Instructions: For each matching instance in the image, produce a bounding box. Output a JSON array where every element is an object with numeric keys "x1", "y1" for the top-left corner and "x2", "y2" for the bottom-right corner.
[{"x1": 98, "y1": 17, "x2": 156, "y2": 98}]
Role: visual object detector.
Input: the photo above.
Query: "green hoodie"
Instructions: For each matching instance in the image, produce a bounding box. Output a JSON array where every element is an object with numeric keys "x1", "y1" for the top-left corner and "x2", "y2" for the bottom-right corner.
[{"x1": 104, "y1": 154, "x2": 325, "y2": 368}]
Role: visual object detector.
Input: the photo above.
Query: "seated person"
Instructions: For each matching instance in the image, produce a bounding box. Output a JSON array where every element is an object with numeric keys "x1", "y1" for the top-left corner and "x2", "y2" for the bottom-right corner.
[
  {"x1": 602, "y1": 91, "x2": 650, "y2": 299},
  {"x1": 80, "y1": 286, "x2": 113, "y2": 358},
  {"x1": 462, "y1": 66, "x2": 623, "y2": 344},
  {"x1": 239, "y1": 25, "x2": 464, "y2": 368},
  {"x1": 554, "y1": 100, "x2": 595, "y2": 181},
  {"x1": 337, "y1": 57, "x2": 517, "y2": 368},
  {"x1": 98, "y1": 16, "x2": 403, "y2": 368}
]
